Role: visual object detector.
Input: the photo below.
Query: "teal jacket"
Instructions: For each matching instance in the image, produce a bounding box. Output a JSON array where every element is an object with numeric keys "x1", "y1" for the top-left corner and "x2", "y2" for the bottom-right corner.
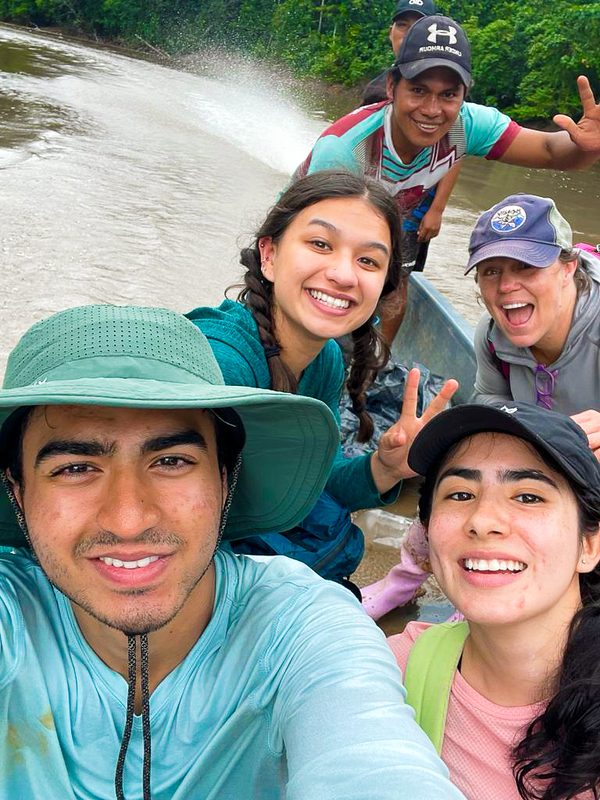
[{"x1": 186, "y1": 300, "x2": 401, "y2": 511}]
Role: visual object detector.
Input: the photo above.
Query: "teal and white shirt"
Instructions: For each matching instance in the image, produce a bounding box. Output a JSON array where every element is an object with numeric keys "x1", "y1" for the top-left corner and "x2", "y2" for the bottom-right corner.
[
  {"x1": 0, "y1": 548, "x2": 466, "y2": 799},
  {"x1": 295, "y1": 101, "x2": 520, "y2": 214}
]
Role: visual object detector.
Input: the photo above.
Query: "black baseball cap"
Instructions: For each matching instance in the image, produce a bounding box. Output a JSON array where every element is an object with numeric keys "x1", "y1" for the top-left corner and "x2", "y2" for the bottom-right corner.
[
  {"x1": 391, "y1": 0, "x2": 437, "y2": 22},
  {"x1": 394, "y1": 14, "x2": 471, "y2": 87},
  {"x1": 409, "y1": 403, "x2": 600, "y2": 501}
]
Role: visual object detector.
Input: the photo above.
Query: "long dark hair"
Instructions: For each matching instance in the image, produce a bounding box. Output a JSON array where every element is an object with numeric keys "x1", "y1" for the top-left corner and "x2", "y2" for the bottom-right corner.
[
  {"x1": 236, "y1": 170, "x2": 403, "y2": 442},
  {"x1": 418, "y1": 435, "x2": 600, "y2": 800}
]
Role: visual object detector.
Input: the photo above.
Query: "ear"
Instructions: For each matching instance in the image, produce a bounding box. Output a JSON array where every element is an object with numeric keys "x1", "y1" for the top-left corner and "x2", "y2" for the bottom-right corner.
[
  {"x1": 577, "y1": 527, "x2": 600, "y2": 574},
  {"x1": 388, "y1": 24, "x2": 394, "y2": 45},
  {"x1": 258, "y1": 236, "x2": 275, "y2": 282},
  {"x1": 562, "y1": 258, "x2": 578, "y2": 286},
  {"x1": 5, "y1": 469, "x2": 23, "y2": 511},
  {"x1": 386, "y1": 73, "x2": 395, "y2": 103}
]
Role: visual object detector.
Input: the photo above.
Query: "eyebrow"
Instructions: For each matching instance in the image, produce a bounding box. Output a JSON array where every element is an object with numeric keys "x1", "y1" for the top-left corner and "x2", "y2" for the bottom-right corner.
[
  {"x1": 307, "y1": 218, "x2": 390, "y2": 257},
  {"x1": 35, "y1": 430, "x2": 208, "y2": 467},
  {"x1": 139, "y1": 430, "x2": 208, "y2": 456},
  {"x1": 499, "y1": 469, "x2": 559, "y2": 489},
  {"x1": 36, "y1": 439, "x2": 116, "y2": 467},
  {"x1": 438, "y1": 467, "x2": 481, "y2": 484},
  {"x1": 437, "y1": 466, "x2": 559, "y2": 489}
]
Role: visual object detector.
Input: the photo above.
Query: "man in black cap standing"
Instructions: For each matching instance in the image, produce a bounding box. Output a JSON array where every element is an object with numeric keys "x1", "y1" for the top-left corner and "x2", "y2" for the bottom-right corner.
[
  {"x1": 360, "y1": 0, "x2": 462, "y2": 264},
  {"x1": 295, "y1": 15, "x2": 600, "y2": 341}
]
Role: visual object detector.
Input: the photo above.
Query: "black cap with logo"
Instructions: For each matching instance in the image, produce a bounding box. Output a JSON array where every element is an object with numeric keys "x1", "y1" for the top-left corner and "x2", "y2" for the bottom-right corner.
[
  {"x1": 409, "y1": 403, "x2": 600, "y2": 504},
  {"x1": 394, "y1": 14, "x2": 471, "y2": 87},
  {"x1": 391, "y1": 0, "x2": 437, "y2": 22}
]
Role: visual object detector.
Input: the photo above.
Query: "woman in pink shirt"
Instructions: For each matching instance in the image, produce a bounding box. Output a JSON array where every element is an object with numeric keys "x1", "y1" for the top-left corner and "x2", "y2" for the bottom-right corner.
[{"x1": 388, "y1": 402, "x2": 600, "y2": 799}]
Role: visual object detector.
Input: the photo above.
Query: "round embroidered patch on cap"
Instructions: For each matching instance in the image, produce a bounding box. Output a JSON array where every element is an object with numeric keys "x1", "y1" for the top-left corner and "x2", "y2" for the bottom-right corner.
[{"x1": 490, "y1": 205, "x2": 527, "y2": 233}]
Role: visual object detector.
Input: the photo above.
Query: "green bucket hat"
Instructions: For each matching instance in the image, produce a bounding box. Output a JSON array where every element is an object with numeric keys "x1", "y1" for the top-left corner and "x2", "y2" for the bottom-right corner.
[{"x1": 0, "y1": 305, "x2": 339, "y2": 548}]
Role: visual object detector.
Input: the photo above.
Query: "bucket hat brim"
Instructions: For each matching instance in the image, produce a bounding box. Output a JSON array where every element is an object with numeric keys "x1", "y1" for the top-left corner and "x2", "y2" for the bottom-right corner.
[{"x1": 0, "y1": 377, "x2": 338, "y2": 548}]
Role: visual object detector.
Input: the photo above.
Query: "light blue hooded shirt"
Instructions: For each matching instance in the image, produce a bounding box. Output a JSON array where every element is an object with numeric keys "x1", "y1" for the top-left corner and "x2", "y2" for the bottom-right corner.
[{"x1": 0, "y1": 548, "x2": 465, "y2": 799}]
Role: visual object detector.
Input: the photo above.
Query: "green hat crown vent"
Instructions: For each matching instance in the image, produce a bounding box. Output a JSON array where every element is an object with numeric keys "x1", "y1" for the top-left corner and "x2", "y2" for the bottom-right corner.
[{"x1": 5, "y1": 305, "x2": 224, "y2": 389}]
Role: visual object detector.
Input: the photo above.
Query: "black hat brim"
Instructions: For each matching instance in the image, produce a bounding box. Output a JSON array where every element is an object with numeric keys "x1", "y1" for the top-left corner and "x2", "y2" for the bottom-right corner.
[
  {"x1": 391, "y1": 9, "x2": 427, "y2": 20},
  {"x1": 398, "y1": 58, "x2": 471, "y2": 87},
  {"x1": 408, "y1": 404, "x2": 592, "y2": 491}
]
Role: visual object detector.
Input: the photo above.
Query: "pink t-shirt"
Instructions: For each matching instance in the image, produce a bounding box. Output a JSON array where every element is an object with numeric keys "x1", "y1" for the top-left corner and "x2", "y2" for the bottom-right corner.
[{"x1": 389, "y1": 622, "x2": 546, "y2": 800}]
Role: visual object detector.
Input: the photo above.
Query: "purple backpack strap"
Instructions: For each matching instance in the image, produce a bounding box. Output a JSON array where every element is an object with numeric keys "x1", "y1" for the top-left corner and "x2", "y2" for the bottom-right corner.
[{"x1": 486, "y1": 320, "x2": 510, "y2": 381}]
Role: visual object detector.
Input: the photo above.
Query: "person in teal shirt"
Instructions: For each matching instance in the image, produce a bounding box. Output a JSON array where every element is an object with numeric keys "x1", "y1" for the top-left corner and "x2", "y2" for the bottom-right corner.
[
  {"x1": 187, "y1": 170, "x2": 458, "y2": 591},
  {"x1": 295, "y1": 15, "x2": 600, "y2": 342},
  {"x1": 0, "y1": 304, "x2": 466, "y2": 799}
]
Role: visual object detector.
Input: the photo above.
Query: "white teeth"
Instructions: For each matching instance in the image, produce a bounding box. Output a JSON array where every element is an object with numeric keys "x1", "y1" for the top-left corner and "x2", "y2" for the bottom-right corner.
[
  {"x1": 464, "y1": 558, "x2": 526, "y2": 572},
  {"x1": 502, "y1": 303, "x2": 528, "y2": 309},
  {"x1": 308, "y1": 290, "x2": 350, "y2": 309},
  {"x1": 99, "y1": 555, "x2": 160, "y2": 569}
]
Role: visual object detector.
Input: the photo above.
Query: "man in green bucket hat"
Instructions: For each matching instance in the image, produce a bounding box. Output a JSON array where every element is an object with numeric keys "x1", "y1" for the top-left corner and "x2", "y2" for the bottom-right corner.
[{"x1": 0, "y1": 304, "x2": 465, "y2": 800}]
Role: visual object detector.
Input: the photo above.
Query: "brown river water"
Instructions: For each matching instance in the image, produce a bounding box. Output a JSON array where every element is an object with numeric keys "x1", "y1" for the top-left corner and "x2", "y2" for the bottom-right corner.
[{"x1": 1, "y1": 24, "x2": 599, "y2": 627}]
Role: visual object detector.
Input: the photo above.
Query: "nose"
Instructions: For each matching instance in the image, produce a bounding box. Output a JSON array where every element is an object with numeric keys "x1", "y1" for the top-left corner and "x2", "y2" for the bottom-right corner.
[
  {"x1": 498, "y1": 270, "x2": 521, "y2": 293},
  {"x1": 324, "y1": 251, "x2": 359, "y2": 288},
  {"x1": 96, "y1": 468, "x2": 160, "y2": 538},
  {"x1": 464, "y1": 491, "x2": 509, "y2": 539},
  {"x1": 421, "y1": 94, "x2": 441, "y2": 117}
]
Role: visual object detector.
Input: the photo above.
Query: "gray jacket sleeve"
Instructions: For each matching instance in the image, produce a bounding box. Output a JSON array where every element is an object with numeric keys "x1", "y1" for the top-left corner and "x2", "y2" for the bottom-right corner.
[{"x1": 473, "y1": 315, "x2": 513, "y2": 406}]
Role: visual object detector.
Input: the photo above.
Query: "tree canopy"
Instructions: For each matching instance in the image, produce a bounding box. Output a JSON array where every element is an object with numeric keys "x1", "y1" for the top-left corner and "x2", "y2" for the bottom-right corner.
[{"x1": 1, "y1": 0, "x2": 598, "y2": 121}]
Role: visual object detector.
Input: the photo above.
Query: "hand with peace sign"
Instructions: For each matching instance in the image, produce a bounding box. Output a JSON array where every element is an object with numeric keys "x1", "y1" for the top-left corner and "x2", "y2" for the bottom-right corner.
[
  {"x1": 500, "y1": 76, "x2": 600, "y2": 171},
  {"x1": 554, "y1": 76, "x2": 600, "y2": 154},
  {"x1": 370, "y1": 367, "x2": 459, "y2": 494}
]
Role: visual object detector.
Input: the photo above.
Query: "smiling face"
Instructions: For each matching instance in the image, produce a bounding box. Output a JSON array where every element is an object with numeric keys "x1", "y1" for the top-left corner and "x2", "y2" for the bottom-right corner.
[
  {"x1": 476, "y1": 256, "x2": 578, "y2": 363},
  {"x1": 12, "y1": 404, "x2": 226, "y2": 636},
  {"x1": 259, "y1": 196, "x2": 391, "y2": 353},
  {"x1": 426, "y1": 432, "x2": 599, "y2": 628},
  {"x1": 387, "y1": 67, "x2": 465, "y2": 162}
]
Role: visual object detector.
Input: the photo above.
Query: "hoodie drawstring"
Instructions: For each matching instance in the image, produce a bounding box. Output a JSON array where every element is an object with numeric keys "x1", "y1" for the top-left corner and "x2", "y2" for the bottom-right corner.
[
  {"x1": 140, "y1": 634, "x2": 152, "y2": 797},
  {"x1": 115, "y1": 633, "x2": 152, "y2": 800}
]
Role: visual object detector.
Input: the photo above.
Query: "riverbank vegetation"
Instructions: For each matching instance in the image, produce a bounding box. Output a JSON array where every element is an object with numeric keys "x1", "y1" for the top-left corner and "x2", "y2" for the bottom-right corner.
[{"x1": 1, "y1": 0, "x2": 598, "y2": 121}]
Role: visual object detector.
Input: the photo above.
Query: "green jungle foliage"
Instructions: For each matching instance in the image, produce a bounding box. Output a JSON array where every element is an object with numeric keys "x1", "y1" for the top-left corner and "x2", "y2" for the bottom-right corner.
[{"x1": 0, "y1": 0, "x2": 598, "y2": 120}]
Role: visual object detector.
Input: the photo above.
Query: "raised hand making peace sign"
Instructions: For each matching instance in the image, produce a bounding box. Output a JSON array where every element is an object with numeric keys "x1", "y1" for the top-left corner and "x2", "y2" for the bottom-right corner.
[
  {"x1": 554, "y1": 76, "x2": 600, "y2": 154},
  {"x1": 370, "y1": 368, "x2": 459, "y2": 494},
  {"x1": 501, "y1": 76, "x2": 600, "y2": 171}
]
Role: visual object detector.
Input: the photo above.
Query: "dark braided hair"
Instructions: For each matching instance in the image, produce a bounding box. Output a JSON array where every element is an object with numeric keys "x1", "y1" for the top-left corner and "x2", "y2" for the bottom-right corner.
[
  {"x1": 418, "y1": 434, "x2": 600, "y2": 800},
  {"x1": 235, "y1": 170, "x2": 403, "y2": 442}
]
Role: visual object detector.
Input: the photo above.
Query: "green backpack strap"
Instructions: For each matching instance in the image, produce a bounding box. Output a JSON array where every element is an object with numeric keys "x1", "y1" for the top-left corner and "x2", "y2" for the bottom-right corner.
[{"x1": 403, "y1": 621, "x2": 469, "y2": 754}]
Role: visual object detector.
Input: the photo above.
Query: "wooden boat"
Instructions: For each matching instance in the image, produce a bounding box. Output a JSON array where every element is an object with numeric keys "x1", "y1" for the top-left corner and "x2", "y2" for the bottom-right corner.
[{"x1": 391, "y1": 273, "x2": 476, "y2": 404}]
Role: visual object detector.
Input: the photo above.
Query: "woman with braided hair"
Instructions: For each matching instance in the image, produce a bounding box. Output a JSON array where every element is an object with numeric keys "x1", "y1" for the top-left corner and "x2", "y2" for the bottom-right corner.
[{"x1": 187, "y1": 170, "x2": 457, "y2": 590}]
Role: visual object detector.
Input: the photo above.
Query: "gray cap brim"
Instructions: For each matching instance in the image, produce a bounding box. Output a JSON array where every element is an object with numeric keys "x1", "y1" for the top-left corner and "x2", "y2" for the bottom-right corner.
[
  {"x1": 465, "y1": 241, "x2": 561, "y2": 274},
  {"x1": 398, "y1": 58, "x2": 471, "y2": 87}
]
